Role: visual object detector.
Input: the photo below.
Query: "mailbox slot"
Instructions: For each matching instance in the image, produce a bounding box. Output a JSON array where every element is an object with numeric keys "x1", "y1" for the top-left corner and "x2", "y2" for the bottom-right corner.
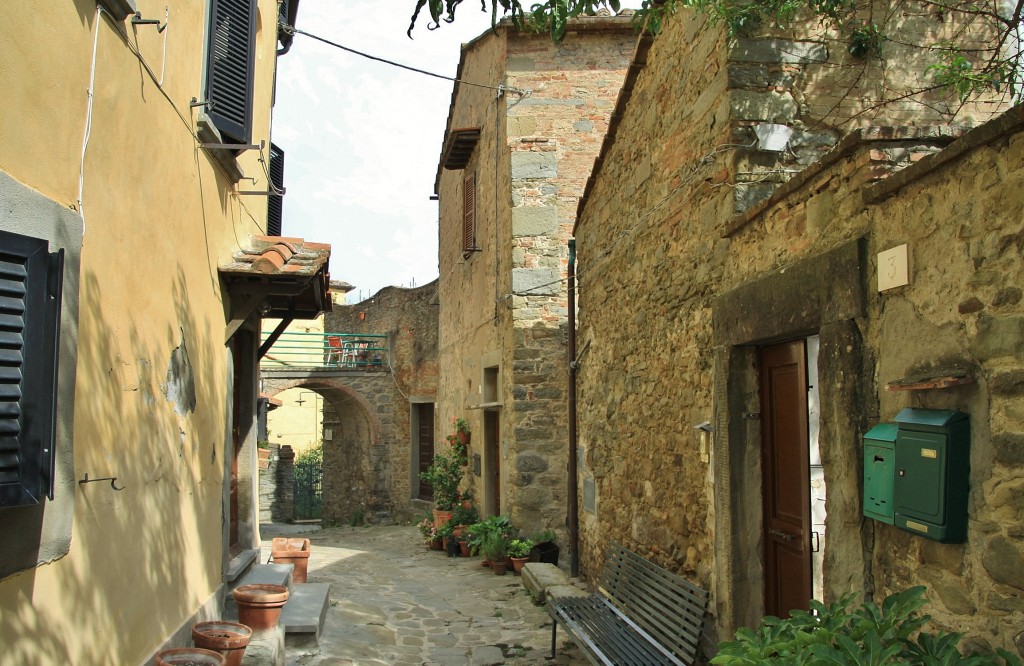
[{"x1": 892, "y1": 408, "x2": 970, "y2": 543}]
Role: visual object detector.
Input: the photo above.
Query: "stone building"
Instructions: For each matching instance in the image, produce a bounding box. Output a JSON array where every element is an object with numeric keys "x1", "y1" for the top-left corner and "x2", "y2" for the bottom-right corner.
[
  {"x1": 572, "y1": 6, "x2": 1020, "y2": 658},
  {"x1": 433, "y1": 14, "x2": 638, "y2": 536}
]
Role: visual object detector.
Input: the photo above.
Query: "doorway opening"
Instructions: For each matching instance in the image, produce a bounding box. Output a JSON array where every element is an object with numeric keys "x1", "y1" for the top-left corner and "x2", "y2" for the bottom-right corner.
[{"x1": 484, "y1": 410, "x2": 500, "y2": 516}]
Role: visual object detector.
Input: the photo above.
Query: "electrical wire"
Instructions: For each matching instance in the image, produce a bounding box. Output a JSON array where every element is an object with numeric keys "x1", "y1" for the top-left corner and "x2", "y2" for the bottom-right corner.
[{"x1": 279, "y1": 22, "x2": 530, "y2": 96}]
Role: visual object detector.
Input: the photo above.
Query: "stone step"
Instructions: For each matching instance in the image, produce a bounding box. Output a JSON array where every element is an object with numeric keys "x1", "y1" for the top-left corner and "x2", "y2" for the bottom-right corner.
[
  {"x1": 226, "y1": 548, "x2": 260, "y2": 583},
  {"x1": 235, "y1": 562, "x2": 294, "y2": 591},
  {"x1": 282, "y1": 583, "x2": 331, "y2": 647}
]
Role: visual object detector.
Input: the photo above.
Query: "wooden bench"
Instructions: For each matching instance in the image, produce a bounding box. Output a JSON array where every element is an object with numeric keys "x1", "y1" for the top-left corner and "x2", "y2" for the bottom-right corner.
[{"x1": 547, "y1": 543, "x2": 710, "y2": 665}]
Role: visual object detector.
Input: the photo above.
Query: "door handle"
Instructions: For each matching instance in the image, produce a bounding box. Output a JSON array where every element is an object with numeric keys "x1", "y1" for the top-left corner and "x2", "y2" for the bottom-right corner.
[{"x1": 768, "y1": 528, "x2": 797, "y2": 542}]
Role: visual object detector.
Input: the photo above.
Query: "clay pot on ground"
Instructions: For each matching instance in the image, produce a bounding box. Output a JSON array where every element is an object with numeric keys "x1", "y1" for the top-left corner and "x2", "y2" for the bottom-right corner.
[
  {"x1": 510, "y1": 556, "x2": 529, "y2": 575},
  {"x1": 232, "y1": 584, "x2": 289, "y2": 632},
  {"x1": 155, "y1": 647, "x2": 226, "y2": 666},
  {"x1": 432, "y1": 509, "x2": 453, "y2": 529},
  {"x1": 191, "y1": 621, "x2": 252, "y2": 666},
  {"x1": 490, "y1": 559, "x2": 508, "y2": 576},
  {"x1": 271, "y1": 537, "x2": 311, "y2": 583},
  {"x1": 430, "y1": 537, "x2": 444, "y2": 550},
  {"x1": 458, "y1": 541, "x2": 471, "y2": 557}
]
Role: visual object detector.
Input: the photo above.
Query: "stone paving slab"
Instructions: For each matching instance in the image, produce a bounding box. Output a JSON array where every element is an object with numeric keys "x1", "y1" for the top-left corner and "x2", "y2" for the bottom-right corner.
[{"x1": 278, "y1": 524, "x2": 585, "y2": 665}]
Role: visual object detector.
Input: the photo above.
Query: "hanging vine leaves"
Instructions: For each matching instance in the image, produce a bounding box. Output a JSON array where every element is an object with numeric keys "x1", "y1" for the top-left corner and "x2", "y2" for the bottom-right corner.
[{"x1": 406, "y1": 0, "x2": 1023, "y2": 107}]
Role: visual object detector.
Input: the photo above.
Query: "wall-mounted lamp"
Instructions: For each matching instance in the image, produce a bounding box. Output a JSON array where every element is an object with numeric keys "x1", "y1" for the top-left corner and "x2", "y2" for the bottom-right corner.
[{"x1": 694, "y1": 421, "x2": 713, "y2": 463}]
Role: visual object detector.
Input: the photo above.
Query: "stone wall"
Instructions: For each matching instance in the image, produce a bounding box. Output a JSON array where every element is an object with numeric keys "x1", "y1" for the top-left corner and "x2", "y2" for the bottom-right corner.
[
  {"x1": 577, "y1": 73, "x2": 1024, "y2": 656},
  {"x1": 321, "y1": 281, "x2": 439, "y2": 523},
  {"x1": 571, "y1": 3, "x2": 1022, "y2": 655}
]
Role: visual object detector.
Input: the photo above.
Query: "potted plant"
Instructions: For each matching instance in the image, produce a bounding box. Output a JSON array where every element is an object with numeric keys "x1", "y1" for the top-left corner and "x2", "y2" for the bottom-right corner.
[
  {"x1": 450, "y1": 501, "x2": 480, "y2": 540},
  {"x1": 467, "y1": 515, "x2": 514, "y2": 562},
  {"x1": 191, "y1": 621, "x2": 252, "y2": 666},
  {"x1": 530, "y1": 529, "x2": 560, "y2": 565},
  {"x1": 419, "y1": 450, "x2": 464, "y2": 528},
  {"x1": 417, "y1": 516, "x2": 441, "y2": 549},
  {"x1": 481, "y1": 532, "x2": 510, "y2": 575},
  {"x1": 508, "y1": 538, "x2": 533, "y2": 575},
  {"x1": 456, "y1": 531, "x2": 471, "y2": 557},
  {"x1": 437, "y1": 520, "x2": 458, "y2": 556}
]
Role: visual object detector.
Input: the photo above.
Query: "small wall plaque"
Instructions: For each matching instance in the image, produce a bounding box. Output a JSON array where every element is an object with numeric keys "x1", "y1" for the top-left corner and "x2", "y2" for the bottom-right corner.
[{"x1": 878, "y1": 244, "x2": 909, "y2": 291}]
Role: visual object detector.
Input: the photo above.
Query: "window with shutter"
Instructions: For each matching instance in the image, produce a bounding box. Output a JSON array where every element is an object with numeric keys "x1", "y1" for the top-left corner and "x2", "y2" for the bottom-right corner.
[
  {"x1": 267, "y1": 143, "x2": 285, "y2": 237},
  {"x1": 463, "y1": 173, "x2": 477, "y2": 253},
  {"x1": 0, "y1": 230, "x2": 63, "y2": 508},
  {"x1": 204, "y1": 0, "x2": 257, "y2": 145}
]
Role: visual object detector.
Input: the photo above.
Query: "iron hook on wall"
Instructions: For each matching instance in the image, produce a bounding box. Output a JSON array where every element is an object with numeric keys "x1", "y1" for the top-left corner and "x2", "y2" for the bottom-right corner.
[{"x1": 79, "y1": 473, "x2": 125, "y2": 491}]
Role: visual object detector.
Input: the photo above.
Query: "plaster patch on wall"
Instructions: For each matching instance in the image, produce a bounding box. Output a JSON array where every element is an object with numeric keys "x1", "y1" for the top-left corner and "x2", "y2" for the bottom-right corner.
[{"x1": 164, "y1": 331, "x2": 197, "y2": 415}]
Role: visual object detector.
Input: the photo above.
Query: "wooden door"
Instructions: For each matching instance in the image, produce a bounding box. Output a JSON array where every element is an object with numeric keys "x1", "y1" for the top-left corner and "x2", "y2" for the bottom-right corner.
[
  {"x1": 759, "y1": 340, "x2": 812, "y2": 617},
  {"x1": 485, "y1": 411, "x2": 500, "y2": 515},
  {"x1": 417, "y1": 403, "x2": 434, "y2": 500}
]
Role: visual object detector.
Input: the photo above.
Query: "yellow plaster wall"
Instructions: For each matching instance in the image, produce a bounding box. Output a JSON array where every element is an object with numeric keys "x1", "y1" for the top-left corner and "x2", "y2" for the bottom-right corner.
[{"x1": 0, "y1": 0, "x2": 281, "y2": 662}]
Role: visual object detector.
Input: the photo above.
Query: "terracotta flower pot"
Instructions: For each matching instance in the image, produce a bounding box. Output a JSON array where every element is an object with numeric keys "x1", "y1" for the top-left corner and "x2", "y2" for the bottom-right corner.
[
  {"x1": 271, "y1": 537, "x2": 311, "y2": 583},
  {"x1": 456, "y1": 431, "x2": 470, "y2": 447},
  {"x1": 433, "y1": 509, "x2": 453, "y2": 529},
  {"x1": 192, "y1": 621, "x2": 252, "y2": 666},
  {"x1": 510, "y1": 556, "x2": 529, "y2": 575},
  {"x1": 459, "y1": 541, "x2": 471, "y2": 557},
  {"x1": 490, "y1": 560, "x2": 508, "y2": 576},
  {"x1": 430, "y1": 537, "x2": 444, "y2": 550},
  {"x1": 232, "y1": 584, "x2": 289, "y2": 632},
  {"x1": 155, "y1": 647, "x2": 225, "y2": 666}
]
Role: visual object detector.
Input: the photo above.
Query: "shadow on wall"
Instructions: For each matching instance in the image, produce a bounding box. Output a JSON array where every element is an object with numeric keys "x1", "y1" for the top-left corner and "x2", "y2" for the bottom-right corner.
[{"x1": 0, "y1": 267, "x2": 228, "y2": 663}]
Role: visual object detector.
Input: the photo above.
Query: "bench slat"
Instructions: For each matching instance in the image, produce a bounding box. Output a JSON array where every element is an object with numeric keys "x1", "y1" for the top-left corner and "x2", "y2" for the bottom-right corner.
[
  {"x1": 602, "y1": 544, "x2": 709, "y2": 662},
  {"x1": 547, "y1": 543, "x2": 709, "y2": 666},
  {"x1": 550, "y1": 595, "x2": 686, "y2": 665}
]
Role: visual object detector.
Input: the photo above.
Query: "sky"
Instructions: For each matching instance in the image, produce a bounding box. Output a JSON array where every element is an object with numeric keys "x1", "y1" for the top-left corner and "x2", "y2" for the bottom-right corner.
[
  {"x1": 273, "y1": 1, "x2": 498, "y2": 304},
  {"x1": 273, "y1": 1, "x2": 642, "y2": 304}
]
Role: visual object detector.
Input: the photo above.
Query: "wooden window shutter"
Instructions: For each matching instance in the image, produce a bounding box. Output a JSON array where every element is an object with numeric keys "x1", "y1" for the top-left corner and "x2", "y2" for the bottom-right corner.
[
  {"x1": 463, "y1": 173, "x2": 476, "y2": 252},
  {"x1": 205, "y1": 0, "x2": 257, "y2": 144},
  {"x1": 0, "y1": 230, "x2": 63, "y2": 508},
  {"x1": 267, "y1": 143, "x2": 285, "y2": 237}
]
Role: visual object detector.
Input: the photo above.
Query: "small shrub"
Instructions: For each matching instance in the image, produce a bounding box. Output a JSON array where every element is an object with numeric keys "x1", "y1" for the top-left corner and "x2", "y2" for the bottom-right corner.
[{"x1": 711, "y1": 586, "x2": 1023, "y2": 666}]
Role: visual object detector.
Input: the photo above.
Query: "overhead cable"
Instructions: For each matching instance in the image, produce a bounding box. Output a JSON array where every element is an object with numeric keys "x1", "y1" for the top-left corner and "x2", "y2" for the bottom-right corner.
[{"x1": 279, "y1": 22, "x2": 530, "y2": 96}]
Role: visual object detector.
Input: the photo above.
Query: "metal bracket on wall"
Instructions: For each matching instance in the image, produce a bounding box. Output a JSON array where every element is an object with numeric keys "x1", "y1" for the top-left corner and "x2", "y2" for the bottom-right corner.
[{"x1": 79, "y1": 473, "x2": 125, "y2": 491}]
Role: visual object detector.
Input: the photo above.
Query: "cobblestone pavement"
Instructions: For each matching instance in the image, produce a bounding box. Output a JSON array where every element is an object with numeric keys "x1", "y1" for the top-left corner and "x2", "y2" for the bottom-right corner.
[{"x1": 264, "y1": 524, "x2": 586, "y2": 666}]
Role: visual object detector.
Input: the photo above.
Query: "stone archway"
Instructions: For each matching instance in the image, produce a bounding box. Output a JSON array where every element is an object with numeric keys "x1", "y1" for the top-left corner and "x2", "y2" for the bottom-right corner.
[{"x1": 265, "y1": 379, "x2": 389, "y2": 525}]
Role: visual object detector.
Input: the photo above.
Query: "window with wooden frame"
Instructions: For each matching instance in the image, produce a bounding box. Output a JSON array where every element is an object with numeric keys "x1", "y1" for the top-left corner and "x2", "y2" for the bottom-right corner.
[
  {"x1": 462, "y1": 173, "x2": 477, "y2": 254},
  {"x1": 0, "y1": 230, "x2": 64, "y2": 508},
  {"x1": 204, "y1": 0, "x2": 257, "y2": 145}
]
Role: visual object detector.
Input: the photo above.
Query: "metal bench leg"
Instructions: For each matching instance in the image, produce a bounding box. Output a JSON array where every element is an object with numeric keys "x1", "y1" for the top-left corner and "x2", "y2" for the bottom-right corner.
[{"x1": 547, "y1": 620, "x2": 557, "y2": 660}]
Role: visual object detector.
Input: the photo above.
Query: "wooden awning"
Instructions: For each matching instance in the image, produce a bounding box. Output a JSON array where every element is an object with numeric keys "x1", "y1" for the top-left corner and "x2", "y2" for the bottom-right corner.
[{"x1": 441, "y1": 127, "x2": 481, "y2": 170}]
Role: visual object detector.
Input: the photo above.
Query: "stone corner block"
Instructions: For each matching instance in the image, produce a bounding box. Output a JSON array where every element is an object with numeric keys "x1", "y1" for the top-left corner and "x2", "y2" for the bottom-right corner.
[
  {"x1": 512, "y1": 205, "x2": 558, "y2": 238},
  {"x1": 511, "y1": 152, "x2": 558, "y2": 179},
  {"x1": 522, "y1": 562, "x2": 570, "y2": 603},
  {"x1": 512, "y1": 268, "x2": 560, "y2": 296}
]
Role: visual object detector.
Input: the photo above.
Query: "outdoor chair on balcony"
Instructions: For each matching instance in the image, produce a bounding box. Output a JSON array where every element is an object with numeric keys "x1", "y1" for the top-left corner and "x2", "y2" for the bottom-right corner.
[{"x1": 325, "y1": 335, "x2": 344, "y2": 366}]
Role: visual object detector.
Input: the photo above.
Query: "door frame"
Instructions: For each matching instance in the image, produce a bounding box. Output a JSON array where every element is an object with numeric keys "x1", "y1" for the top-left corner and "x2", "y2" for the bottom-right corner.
[{"x1": 710, "y1": 239, "x2": 870, "y2": 636}]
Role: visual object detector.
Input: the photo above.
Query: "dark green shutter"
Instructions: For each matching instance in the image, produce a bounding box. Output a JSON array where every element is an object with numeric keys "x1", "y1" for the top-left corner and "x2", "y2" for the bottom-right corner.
[
  {"x1": 205, "y1": 0, "x2": 257, "y2": 144},
  {"x1": 268, "y1": 143, "x2": 285, "y2": 237},
  {"x1": 0, "y1": 230, "x2": 63, "y2": 508}
]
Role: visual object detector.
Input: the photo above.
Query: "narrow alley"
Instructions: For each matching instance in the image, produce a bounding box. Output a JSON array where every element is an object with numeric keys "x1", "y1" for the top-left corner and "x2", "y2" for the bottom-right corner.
[{"x1": 263, "y1": 524, "x2": 585, "y2": 666}]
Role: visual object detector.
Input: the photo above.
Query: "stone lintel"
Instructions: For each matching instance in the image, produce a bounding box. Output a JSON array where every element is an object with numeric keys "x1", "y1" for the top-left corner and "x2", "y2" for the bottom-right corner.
[{"x1": 712, "y1": 238, "x2": 867, "y2": 346}]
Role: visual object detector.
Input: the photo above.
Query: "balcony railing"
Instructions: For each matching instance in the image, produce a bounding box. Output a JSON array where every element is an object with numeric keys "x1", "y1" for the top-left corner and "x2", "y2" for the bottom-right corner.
[{"x1": 260, "y1": 331, "x2": 389, "y2": 371}]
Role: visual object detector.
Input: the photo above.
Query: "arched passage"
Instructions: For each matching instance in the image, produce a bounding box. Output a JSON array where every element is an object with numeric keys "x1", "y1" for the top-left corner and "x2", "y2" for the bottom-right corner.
[{"x1": 265, "y1": 378, "x2": 388, "y2": 525}]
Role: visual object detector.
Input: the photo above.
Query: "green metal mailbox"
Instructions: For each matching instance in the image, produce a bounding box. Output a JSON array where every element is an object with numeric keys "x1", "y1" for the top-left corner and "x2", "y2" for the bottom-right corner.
[
  {"x1": 893, "y1": 408, "x2": 970, "y2": 543},
  {"x1": 863, "y1": 423, "x2": 897, "y2": 524}
]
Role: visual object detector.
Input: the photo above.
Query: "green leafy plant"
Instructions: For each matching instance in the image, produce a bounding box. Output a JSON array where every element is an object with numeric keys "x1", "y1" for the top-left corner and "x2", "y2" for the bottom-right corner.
[
  {"x1": 481, "y1": 531, "x2": 510, "y2": 561},
  {"x1": 451, "y1": 501, "x2": 480, "y2": 527},
  {"x1": 416, "y1": 516, "x2": 437, "y2": 543},
  {"x1": 711, "y1": 586, "x2": 1023, "y2": 665},
  {"x1": 467, "y1": 515, "x2": 515, "y2": 556},
  {"x1": 532, "y1": 528, "x2": 557, "y2": 544},
  {"x1": 419, "y1": 450, "x2": 464, "y2": 511},
  {"x1": 508, "y1": 538, "x2": 533, "y2": 558}
]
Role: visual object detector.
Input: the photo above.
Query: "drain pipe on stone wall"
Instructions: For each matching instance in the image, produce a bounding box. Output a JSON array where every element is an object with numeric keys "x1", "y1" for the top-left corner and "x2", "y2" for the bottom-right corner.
[{"x1": 567, "y1": 239, "x2": 579, "y2": 578}]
